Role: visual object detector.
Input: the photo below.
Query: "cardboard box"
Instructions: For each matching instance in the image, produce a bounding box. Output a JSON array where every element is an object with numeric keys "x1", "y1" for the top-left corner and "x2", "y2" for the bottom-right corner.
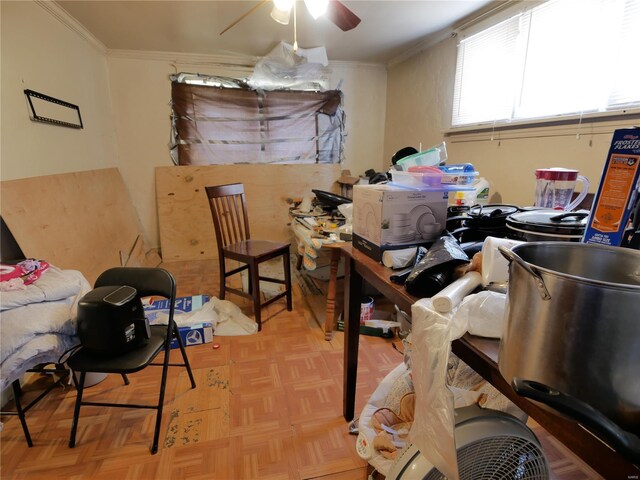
[
  {"x1": 170, "y1": 322, "x2": 214, "y2": 349},
  {"x1": 143, "y1": 295, "x2": 210, "y2": 313},
  {"x1": 143, "y1": 295, "x2": 210, "y2": 324},
  {"x1": 352, "y1": 184, "x2": 448, "y2": 261},
  {"x1": 583, "y1": 128, "x2": 640, "y2": 246}
]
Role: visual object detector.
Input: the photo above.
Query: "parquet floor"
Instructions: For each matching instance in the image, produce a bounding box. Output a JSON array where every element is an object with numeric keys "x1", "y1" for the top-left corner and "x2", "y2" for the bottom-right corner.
[{"x1": 0, "y1": 260, "x2": 601, "y2": 479}]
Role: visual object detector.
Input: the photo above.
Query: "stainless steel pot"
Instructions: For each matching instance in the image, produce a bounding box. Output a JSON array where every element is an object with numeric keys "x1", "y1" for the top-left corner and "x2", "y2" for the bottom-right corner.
[{"x1": 498, "y1": 242, "x2": 640, "y2": 462}]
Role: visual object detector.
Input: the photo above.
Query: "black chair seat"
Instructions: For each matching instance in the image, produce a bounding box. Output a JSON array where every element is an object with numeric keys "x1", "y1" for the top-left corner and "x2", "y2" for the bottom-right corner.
[{"x1": 67, "y1": 326, "x2": 166, "y2": 374}]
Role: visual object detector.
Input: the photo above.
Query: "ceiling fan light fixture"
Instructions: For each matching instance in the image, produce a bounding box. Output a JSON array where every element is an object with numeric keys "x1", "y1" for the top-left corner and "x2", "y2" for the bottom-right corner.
[
  {"x1": 304, "y1": 0, "x2": 329, "y2": 19},
  {"x1": 270, "y1": 5, "x2": 291, "y2": 25}
]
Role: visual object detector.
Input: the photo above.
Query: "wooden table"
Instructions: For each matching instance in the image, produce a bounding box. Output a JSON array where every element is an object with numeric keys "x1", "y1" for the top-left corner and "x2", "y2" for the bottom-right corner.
[
  {"x1": 339, "y1": 243, "x2": 639, "y2": 478},
  {"x1": 295, "y1": 241, "x2": 343, "y2": 341},
  {"x1": 323, "y1": 243, "x2": 343, "y2": 340}
]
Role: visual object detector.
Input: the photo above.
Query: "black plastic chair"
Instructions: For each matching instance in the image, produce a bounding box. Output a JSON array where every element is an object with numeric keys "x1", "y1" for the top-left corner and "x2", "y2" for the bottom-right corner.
[{"x1": 66, "y1": 267, "x2": 196, "y2": 454}]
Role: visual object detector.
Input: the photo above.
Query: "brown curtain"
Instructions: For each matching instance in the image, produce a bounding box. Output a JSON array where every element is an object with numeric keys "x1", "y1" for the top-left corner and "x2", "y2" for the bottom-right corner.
[{"x1": 171, "y1": 82, "x2": 344, "y2": 166}]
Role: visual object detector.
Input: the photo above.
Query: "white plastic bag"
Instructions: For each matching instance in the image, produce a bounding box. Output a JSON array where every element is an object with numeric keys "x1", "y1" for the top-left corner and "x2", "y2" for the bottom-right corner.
[
  {"x1": 248, "y1": 42, "x2": 330, "y2": 91},
  {"x1": 454, "y1": 291, "x2": 506, "y2": 339}
]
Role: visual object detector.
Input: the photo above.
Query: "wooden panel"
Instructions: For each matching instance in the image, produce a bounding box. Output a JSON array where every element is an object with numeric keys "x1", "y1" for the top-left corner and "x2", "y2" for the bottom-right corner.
[
  {"x1": 156, "y1": 164, "x2": 341, "y2": 261},
  {"x1": 1, "y1": 168, "x2": 141, "y2": 285}
]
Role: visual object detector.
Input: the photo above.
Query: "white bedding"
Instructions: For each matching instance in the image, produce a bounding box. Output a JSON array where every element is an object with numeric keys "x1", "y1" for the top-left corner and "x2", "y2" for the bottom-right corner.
[
  {"x1": 0, "y1": 334, "x2": 78, "y2": 392},
  {"x1": 1, "y1": 266, "x2": 87, "y2": 310},
  {"x1": 0, "y1": 267, "x2": 90, "y2": 391}
]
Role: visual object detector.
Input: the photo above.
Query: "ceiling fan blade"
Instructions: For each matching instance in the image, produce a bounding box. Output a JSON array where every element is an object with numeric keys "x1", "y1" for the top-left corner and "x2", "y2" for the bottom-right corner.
[
  {"x1": 326, "y1": 0, "x2": 361, "y2": 31},
  {"x1": 220, "y1": 0, "x2": 270, "y2": 36}
]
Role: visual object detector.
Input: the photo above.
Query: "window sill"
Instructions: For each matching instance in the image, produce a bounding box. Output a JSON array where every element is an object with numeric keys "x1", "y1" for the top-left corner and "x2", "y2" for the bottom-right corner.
[{"x1": 445, "y1": 108, "x2": 640, "y2": 137}]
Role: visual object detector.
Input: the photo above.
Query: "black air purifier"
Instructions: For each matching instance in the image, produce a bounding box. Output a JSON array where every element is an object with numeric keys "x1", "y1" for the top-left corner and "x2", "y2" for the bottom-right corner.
[{"x1": 77, "y1": 285, "x2": 151, "y2": 356}]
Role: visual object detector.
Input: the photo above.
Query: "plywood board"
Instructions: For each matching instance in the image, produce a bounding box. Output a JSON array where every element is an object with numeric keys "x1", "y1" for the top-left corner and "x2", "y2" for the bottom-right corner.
[
  {"x1": 1, "y1": 168, "x2": 142, "y2": 285},
  {"x1": 156, "y1": 164, "x2": 341, "y2": 262},
  {"x1": 124, "y1": 235, "x2": 163, "y2": 268}
]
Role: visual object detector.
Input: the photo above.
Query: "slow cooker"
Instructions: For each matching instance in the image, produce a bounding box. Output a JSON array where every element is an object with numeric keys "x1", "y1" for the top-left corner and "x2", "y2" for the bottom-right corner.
[
  {"x1": 448, "y1": 204, "x2": 520, "y2": 242},
  {"x1": 506, "y1": 210, "x2": 588, "y2": 242}
]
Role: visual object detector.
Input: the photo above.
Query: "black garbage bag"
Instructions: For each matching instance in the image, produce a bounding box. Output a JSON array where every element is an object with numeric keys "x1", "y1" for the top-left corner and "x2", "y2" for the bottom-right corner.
[{"x1": 404, "y1": 234, "x2": 470, "y2": 297}]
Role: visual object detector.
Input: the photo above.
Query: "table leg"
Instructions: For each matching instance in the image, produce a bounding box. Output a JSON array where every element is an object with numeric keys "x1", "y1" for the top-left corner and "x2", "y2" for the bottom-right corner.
[
  {"x1": 343, "y1": 254, "x2": 363, "y2": 421},
  {"x1": 324, "y1": 247, "x2": 341, "y2": 341}
]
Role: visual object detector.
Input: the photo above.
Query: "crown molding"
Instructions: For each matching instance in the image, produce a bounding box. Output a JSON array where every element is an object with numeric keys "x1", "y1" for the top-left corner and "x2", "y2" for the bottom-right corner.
[
  {"x1": 387, "y1": 28, "x2": 455, "y2": 68},
  {"x1": 329, "y1": 60, "x2": 386, "y2": 71},
  {"x1": 107, "y1": 49, "x2": 386, "y2": 72},
  {"x1": 106, "y1": 49, "x2": 258, "y2": 70},
  {"x1": 38, "y1": 1, "x2": 107, "y2": 54}
]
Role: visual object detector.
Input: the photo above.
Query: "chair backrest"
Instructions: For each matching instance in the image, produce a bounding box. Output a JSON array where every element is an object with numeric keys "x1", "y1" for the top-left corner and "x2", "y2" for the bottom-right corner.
[
  {"x1": 96, "y1": 265, "x2": 174, "y2": 309},
  {"x1": 95, "y1": 267, "x2": 176, "y2": 299},
  {"x1": 205, "y1": 183, "x2": 251, "y2": 249}
]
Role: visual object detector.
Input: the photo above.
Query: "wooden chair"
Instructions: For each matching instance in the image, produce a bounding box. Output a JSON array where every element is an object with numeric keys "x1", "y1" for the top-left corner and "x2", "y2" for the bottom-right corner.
[{"x1": 205, "y1": 183, "x2": 293, "y2": 331}]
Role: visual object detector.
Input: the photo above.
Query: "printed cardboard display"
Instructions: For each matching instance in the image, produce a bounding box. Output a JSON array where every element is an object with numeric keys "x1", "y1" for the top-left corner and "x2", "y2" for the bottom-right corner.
[
  {"x1": 583, "y1": 128, "x2": 640, "y2": 246},
  {"x1": 171, "y1": 323, "x2": 214, "y2": 349}
]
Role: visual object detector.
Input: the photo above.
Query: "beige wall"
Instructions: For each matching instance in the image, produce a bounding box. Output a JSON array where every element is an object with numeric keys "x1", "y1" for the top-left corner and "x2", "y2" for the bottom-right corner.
[
  {"x1": 384, "y1": 36, "x2": 640, "y2": 207},
  {"x1": 0, "y1": 1, "x2": 117, "y2": 180},
  {"x1": 384, "y1": 38, "x2": 457, "y2": 166},
  {"x1": 107, "y1": 52, "x2": 387, "y2": 248}
]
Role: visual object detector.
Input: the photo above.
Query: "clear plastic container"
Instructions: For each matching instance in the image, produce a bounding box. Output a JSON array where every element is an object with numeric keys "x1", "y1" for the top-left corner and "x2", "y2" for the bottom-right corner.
[
  {"x1": 438, "y1": 164, "x2": 477, "y2": 185},
  {"x1": 396, "y1": 142, "x2": 448, "y2": 170},
  {"x1": 407, "y1": 166, "x2": 443, "y2": 186},
  {"x1": 390, "y1": 169, "x2": 478, "y2": 190}
]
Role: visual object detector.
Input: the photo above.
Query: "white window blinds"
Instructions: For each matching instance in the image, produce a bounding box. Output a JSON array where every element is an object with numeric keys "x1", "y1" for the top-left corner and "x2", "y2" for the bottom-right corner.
[{"x1": 452, "y1": 0, "x2": 640, "y2": 127}]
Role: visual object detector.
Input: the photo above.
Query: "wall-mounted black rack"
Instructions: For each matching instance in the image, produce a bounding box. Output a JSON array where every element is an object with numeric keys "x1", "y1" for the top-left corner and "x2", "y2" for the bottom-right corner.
[{"x1": 24, "y1": 89, "x2": 83, "y2": 129}]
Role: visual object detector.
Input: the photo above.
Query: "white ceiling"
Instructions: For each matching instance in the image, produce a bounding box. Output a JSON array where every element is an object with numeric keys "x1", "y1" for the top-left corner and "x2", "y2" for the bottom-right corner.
[{"x1": 56, "y1": 0, "x2": 496, "y2": 63}]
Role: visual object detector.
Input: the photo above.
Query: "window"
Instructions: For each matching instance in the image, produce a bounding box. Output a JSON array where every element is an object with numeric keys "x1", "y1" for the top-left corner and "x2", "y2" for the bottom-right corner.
[
  {"x1": 452, "y1": 0, "x2": 640, "y2": 127},
  {"x1": 170, "y1": 76, "x2": 344, "y2": 165}
]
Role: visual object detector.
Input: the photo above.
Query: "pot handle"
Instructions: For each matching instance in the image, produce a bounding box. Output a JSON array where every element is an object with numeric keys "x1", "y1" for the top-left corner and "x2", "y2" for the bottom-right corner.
[
  {"x1": 512, "y1": 378, "x2": 640, "y2": 464},
  {"x1": 498, "y1": 246, "x2": 551, "y2": 300}
]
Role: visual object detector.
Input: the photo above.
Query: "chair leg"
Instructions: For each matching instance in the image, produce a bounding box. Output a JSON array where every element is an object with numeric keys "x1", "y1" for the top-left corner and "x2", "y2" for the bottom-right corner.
[
  {"x1": 11, "y1": 380, "x2": 33, "y2": 447},
  {"x1": 218, "y1": 257, "x2": 226, "y2": 300},
  {"x1": 151, "y1": 340, "x2": 172, "y2": 454},
  {"x1": 121, "y1": 373, "x2": 130, "y2": 385},
  {"x1": 283, "y1": 250, "x2": 293, "y2": 311},
  {"x1": 173, "y1": 323, "x2": 196, "y2": 389},
  {"x1": 69, "y1": 371, "x2": 86, "y2": 448},
  {"x1": 246, "y1": 264, "x2": 253, "y2": 296},
  {"x1": 250, "y1": 261, "x2": 262, "y2": 331}
]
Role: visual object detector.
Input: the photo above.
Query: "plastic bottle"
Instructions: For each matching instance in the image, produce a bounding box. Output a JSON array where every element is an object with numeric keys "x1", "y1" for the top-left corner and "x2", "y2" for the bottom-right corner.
[
  {"x1": 474, "y1": 177, "x2": 490, "y2": 205},
  {"x1": 453, "y1": 190, "x2": 477, "y2": 207}
]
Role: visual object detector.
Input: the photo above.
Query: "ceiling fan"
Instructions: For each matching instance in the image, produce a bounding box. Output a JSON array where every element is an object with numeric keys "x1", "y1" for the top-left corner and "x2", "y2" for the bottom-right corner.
[{"x1": 219, "y1": 0, "x2": 361, "y2": 36}]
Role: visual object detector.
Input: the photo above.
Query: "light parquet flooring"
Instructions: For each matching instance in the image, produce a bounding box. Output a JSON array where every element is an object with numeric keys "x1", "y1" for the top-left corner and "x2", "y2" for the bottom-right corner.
[{"x1": 1, "y1": 260, "x2": 602, "y2": 479}]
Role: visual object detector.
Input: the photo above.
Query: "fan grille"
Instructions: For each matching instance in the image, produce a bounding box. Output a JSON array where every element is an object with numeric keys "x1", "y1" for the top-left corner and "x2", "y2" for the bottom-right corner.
[{"x1": 424, "y1": 435, "x2": 549, "y2": 480}]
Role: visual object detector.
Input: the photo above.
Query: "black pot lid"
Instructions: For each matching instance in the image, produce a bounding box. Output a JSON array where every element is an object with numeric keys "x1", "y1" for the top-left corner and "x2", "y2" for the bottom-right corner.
[
  {"x1": 469, "y1": 204, "x2": 519, "y2": 219},
  {"x1": 506, "y1": 209, "x2": 588, "y2": 235}
]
